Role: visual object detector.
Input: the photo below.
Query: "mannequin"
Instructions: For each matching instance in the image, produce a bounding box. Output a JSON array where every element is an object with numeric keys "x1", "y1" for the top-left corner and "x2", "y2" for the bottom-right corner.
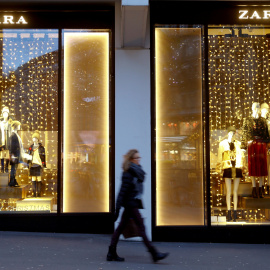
[
  {"x1": 28, "y1": 130, "x2": 46, "y2": 197},
  {"x1": 260, "y1": 103, "x2": 270, "y2": 195},
  {"x1": 0, "y1": 106, "x2": 12, "y2": 173},
  {"x1": 217, "y1": 126, "x2": 244, "y2": 221},
  {"x1": 8, "y1": 121, "x2": 24, "y2": 187},
  {"x1": 241, "y1": 102, "x2": 270, "y2": 198}
]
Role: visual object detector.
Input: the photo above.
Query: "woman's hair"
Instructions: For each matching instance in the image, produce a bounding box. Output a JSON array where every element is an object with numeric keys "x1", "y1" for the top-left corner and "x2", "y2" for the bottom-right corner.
[{"x1": 122, "y1": 149, "x2": 138, "y2": 171}]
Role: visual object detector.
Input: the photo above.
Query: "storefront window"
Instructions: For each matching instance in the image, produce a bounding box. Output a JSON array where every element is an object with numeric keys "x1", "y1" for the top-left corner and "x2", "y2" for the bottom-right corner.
[
  {"x1": 155, "y1": 26, "x2": 205, "y2": 225},
  {"x1": 209, "y1": 25, "x2": 270, "y2": 225},
  {"x1": 0, "y1": 29, "x2": 58, "y2": 212},
  {"x1": 63, "y1": 30, "x2": 110, "y2": 213}
]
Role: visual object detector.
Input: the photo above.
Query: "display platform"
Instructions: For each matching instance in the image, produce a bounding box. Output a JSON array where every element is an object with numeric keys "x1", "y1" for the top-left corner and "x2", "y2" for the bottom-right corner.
[
  {"x1": 0, "y1": 173, "x2": 9, "y2": 186},
  {"x1": 16, "y1": 197, "x2": 54, "y2": 212},
  {"x1": 242, "y1": 196, "x2": 270, "y2": 209},
  {"x1": 0, "y1": 185, "x2": 28, "y2": 199}
]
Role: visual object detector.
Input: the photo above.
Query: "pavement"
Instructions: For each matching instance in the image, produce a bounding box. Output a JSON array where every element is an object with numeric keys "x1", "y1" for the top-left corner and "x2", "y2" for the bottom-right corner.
[{"x1": 0, "y1": 231, "x2": 269, "y2": 270}]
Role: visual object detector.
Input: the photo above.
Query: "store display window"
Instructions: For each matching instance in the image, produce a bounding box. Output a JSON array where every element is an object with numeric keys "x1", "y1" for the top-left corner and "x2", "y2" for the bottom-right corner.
[
  {"x1": 63, "y1": 30, "x2": 110, "y2": 213},
  {"x1": 0, "y1": 29, "x2": 58, "y2": 212},
  {"x1": 155, "y1": 26, "x2": 205, "y2": 225},
  {"x1": 210, "y1": 25, "x2": 270, "y2": 225}
]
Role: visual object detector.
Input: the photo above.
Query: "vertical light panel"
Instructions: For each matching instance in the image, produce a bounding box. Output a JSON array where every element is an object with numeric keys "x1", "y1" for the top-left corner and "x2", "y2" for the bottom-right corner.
[
  {"x1": 63, "y1": 31, "x2": 109, "y2": 213},
  {"x1": 155, "y1": 27, "x2": 204, "y2": 225}
]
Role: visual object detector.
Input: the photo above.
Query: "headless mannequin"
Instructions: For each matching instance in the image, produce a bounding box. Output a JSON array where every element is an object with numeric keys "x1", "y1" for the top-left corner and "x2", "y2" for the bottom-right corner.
[
  {"x1": 9, "y1": 123, "x2": 21, "y2": 187},
  {"x1": 261, "y1": 103, "x2": 270, "y2": 195},
  {"x1": 250, "y1": 104, "x2": 264, "y2": 194},
  {"x1": 225, "y1": 131, "x2": 240, "y2": 214}
]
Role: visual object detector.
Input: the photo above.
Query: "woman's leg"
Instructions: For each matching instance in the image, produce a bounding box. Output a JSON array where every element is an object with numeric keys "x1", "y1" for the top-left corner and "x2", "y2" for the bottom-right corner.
[
  {"x1": 110, "y1": 208, "x2": 130, "y2": 247},
  {"x1": 130, "y1": 208, "x2": 153, "y2": 250}
]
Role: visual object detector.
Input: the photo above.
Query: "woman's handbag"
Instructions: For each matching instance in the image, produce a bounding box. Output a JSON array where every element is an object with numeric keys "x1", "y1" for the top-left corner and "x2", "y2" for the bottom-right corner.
[{"x1": 122, "y1": 218, "x2": 140, "y2": 239}]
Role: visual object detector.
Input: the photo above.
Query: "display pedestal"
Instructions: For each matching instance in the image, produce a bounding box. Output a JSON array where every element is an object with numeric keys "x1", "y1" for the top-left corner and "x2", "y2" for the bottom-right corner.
[
  {"x1": 16, "y1": 197, "x2": 54, "y2": 212},
  {"x1": 0, "y1": 173, "x2": 9, "y2": 186},
  {"x1": 242, "y1": 196, "x2": 270, "y2": 209},
  {"x1": 0, "y1": 185, "x2": 27, "y2": 199}
]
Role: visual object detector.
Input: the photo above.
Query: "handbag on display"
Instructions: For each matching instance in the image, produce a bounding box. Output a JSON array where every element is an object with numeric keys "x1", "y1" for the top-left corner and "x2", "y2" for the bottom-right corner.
[{"x1": 122, "y1": 218, "x2": 140, "y2": 239}]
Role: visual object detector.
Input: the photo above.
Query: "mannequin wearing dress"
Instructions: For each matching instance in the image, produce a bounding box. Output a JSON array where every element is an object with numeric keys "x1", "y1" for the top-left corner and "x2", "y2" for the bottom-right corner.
[{"x1": 241, "y1": 102, "x2": 269, "y2": 198}]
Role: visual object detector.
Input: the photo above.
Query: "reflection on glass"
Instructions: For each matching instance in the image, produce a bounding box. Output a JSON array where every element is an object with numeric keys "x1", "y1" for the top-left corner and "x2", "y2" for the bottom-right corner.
[
  {"x1": 0, "y1": 29, "x2": 58, "y2": 212},
  {"x1": 63, "y1": 31, "x2": 109, "y2": 213},
  {"x1": 209, "y1": 25, "x2": 270, "y2": 225},
  {"x1": 155, "y1": 27, "x2": 204, "y2": 225}
]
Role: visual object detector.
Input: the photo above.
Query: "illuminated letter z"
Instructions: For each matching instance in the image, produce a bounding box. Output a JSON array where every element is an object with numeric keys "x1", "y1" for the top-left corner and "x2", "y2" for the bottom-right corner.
[{"x1": 239, "y1": 10, "x2": 249, "y2": 19}]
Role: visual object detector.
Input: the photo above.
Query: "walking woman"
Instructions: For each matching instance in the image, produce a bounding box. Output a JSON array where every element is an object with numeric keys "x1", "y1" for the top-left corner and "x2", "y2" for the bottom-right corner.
[{"x1": 107, "y1": 149, "x2": 169, "y2": 263}]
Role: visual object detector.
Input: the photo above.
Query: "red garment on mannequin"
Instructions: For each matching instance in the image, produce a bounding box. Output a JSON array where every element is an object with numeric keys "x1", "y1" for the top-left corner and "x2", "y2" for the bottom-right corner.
[{"x1": 248, "y1": 140, "x2": 268, "y2": 176}]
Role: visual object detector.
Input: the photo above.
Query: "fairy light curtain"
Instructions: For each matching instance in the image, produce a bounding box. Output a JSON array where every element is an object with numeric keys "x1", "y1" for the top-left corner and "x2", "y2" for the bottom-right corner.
[
  {"x1": 0, "y1": 29, "x2": 58, "y2": 131},
  {"x1": 209, "y1": 27, "x2": 270, "y2": 221}
]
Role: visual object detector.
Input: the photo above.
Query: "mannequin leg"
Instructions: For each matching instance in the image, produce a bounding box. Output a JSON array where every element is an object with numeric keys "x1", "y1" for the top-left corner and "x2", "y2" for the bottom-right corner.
[
  {"x1": 36, "y1": 176, "x2": 42, "y2": 197},
  {"x1": 5, "y1": 159, "x2": 9, "y2": 173},
  {"x1": 251, "y1": 176, "x2": 256, "y2": 187},
  {"x1": 233, "y1": 178, "x2": 240, "y2": 222},
  {"x1": 1, "y1": 158, "x2": 4, "y2": 173},
  {"x1": 259, "y1": 176, "x2": 264, "y2": 198},
  {"x1": 32, "y1": 177, "x2": 37, "y2": 197},
  {"x1": 251, "y1": 176, "x2": 258, "y2": 198},
  {"x1": 225, "y1": 178, "x2": 232, "y2": 221},
  {"x1": 233, "y1": 178, "x2": 240, "y2": 211}
]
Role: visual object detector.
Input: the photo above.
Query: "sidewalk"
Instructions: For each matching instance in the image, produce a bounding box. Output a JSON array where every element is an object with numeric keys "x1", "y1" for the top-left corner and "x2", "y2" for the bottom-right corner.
[{"x1": 0, "y1": 231, "x2": 269, "y2": 270}]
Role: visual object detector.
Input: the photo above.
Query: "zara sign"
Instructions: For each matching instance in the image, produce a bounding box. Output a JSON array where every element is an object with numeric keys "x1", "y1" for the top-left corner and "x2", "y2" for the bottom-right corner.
[
  {"x1": 0, "y1": 15, "x2": 28, "y2": 24},
  {"x1": 239, "y1": 10, "x2": 270, "y2": 20}
]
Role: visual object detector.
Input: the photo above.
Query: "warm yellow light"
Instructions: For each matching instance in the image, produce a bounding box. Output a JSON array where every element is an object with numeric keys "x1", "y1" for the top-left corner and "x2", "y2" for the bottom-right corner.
[
  {"x1": 63, "y1": 31, "x2": 109, "y2": 212},
  {"x1": 155, "y1": 28, "x2": 162, "y2": 225},
  {"x1": 155, "y1": 27, "x2": 204, "y2": 226}
]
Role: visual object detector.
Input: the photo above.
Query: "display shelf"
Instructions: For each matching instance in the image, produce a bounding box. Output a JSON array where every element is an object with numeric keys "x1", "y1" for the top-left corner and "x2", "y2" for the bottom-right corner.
[
  {"x1": 242, "y1": 196, "x2": 270, "y2": 209},
  {"x1": 0, "y1": 173, "x2": 9, "y2": 186},
  {"x1": 0, "y1": 185, "x2": 28, "y2": 199},
  {"x1": 16, "y1": 197, "x2": 54, "y2": 212}
]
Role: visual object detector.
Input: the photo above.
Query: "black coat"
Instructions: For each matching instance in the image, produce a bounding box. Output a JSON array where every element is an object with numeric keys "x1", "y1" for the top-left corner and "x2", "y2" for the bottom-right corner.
[
  {"x1": 9, "y1": 132, "x2": 21, "y2": 164},
  {"x1": 116, "y1": 168, "x2": 143, "y2": 210}
]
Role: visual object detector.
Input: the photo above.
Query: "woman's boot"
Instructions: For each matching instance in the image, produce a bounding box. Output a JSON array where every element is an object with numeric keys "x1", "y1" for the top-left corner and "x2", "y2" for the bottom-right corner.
[
  {"x1": 36, "y1": 181, "x2": 42, "y2": 197},
  {"x1": 8, "y1": 176, "x2": 16, "y2": 187},
  {"x1": 252, "y1": 187, "x2": 258, "y2": 198},
  {"x1": 259, "y1": 187, "x2": 264, "y2": 198},
  {"x1": 106, "y1": 245, "x2": 125, "y2": 261},
  {"x1": 226, "y1": 210, "x2": 232, "y2": 221},
  {"x1": 233, "y1": 210, "x2": 237, "y2": 222},
  {"x1": 32, "y1": 181, "x2": 37, "y2": 197},
  {"x1": 148, "y1": 246, "x2": 169, "y2": 263}
]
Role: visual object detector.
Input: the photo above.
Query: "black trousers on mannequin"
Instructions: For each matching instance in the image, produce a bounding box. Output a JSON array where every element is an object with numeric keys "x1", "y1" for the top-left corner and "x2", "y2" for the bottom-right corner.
[{"x1": 110, "y1": 207, "x2": 153, "y2": 250}]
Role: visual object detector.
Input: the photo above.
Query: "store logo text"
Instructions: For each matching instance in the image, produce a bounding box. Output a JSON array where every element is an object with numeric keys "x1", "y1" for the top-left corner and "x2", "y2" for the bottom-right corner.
[
  {"x1": 0, "y1": 15, "x2": 28, "y2": 24},
  {"x1": 239, "y1": 10, "x2": 270, "y2": 19}
]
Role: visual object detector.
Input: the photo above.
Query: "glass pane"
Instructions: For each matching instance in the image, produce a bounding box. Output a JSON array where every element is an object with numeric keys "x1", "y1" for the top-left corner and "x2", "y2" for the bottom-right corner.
[
  {"x1": 209, "y1": 25, "x2": 270, "y2": 225},
  {"x1": 63, "y1": 30, "x2": 110, "y2": 213},
  {"x1": 0, "y1": 29, "x2": 58, "y2": 212},
  {"x1": 155, "y1": 26, "x2": 204, "y2": 225}
]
